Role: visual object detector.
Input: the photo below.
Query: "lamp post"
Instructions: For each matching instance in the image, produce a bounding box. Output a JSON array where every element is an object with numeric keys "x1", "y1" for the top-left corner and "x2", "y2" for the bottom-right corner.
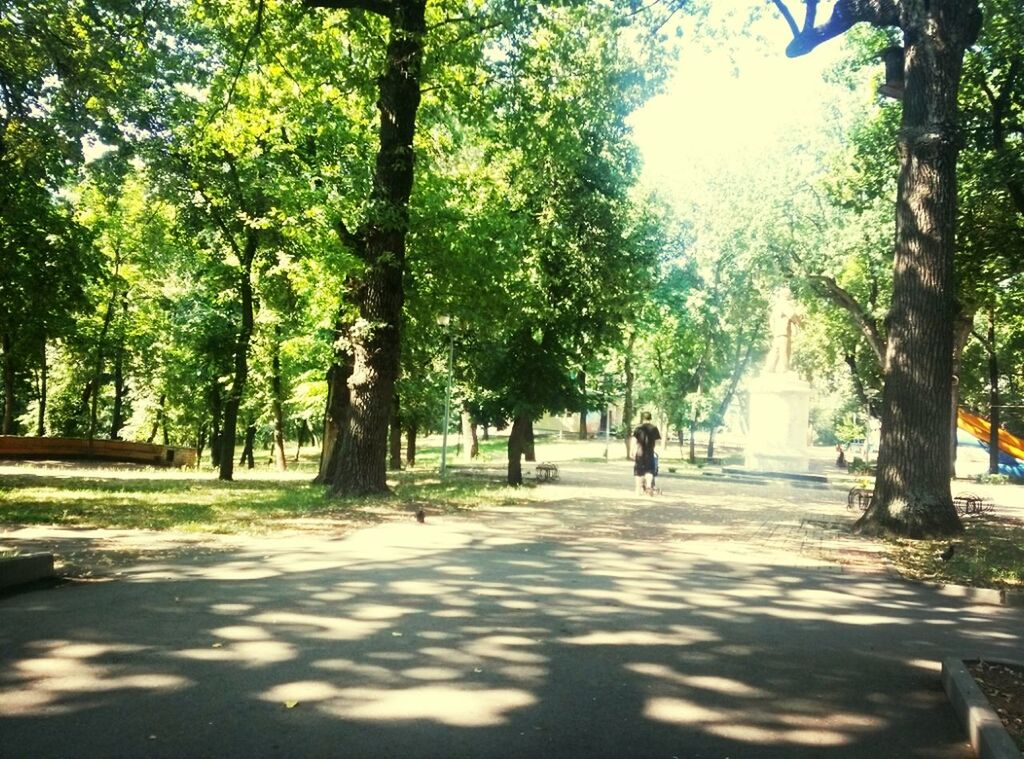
[{"x1": 437, "y1": 315, "x2": 455, "y2": 479}]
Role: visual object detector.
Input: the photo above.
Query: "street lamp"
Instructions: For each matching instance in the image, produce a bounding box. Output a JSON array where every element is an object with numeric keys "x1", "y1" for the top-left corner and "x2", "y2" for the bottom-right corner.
[{"x1": 437, "y1": 315, "x2": 455, "y2": 479}]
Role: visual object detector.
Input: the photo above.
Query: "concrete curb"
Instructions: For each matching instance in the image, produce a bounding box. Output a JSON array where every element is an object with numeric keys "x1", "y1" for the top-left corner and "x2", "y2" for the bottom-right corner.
[
  {"x1": 0, "y1": 552, "x2": 54, "y2": 590},
  {"x1": 897, "y1": 575, "x2": 1024, "y2": 608},
  {"x1": 933, "y1": 582, "x2": 1024, "y2": 608},
  {"x1": 942, "y1": 658, "x2": 1022, "y2": 759}
]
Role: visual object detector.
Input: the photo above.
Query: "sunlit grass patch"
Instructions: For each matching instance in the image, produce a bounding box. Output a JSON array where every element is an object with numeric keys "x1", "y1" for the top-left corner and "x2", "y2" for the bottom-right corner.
[
  {"x1": 888, "y1": 515, "x2": 1024, "y2": 590},
  {"x1": 0, "y1": 464, "x2": 524, "y2": 534}
]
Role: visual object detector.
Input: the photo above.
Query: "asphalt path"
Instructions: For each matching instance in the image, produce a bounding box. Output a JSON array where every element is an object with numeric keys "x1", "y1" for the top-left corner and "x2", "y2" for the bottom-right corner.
[{"x1": 3, "y1": 461, "x2": 1022, "y2": 758}]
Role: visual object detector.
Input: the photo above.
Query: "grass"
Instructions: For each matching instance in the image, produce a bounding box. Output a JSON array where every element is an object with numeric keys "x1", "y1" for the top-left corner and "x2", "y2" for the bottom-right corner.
[
  {"x1": 888, "y1": 515, "x2": 1024, "y2": 590},
  {"x1": 0, "y1": 462, "x2": 525, "y2": 534}
]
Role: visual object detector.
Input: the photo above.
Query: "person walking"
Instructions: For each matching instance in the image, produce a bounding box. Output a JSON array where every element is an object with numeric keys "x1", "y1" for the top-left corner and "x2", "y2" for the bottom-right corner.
[{"x1": 632, "y1": 412, "x2": 661, "y2": 495}]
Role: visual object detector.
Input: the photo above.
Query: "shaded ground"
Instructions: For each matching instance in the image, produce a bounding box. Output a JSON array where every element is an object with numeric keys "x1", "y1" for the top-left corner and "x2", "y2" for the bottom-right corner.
[
  {"x1": 2, "y1": 459, "x2": 1023, "y2": 757},
  {"x1": 968, "y1": 660, "x2": 1024, "y2": 751}
]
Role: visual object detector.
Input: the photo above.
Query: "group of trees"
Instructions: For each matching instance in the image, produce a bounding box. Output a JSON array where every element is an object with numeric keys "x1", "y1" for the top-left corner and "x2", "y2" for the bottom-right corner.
[
  {"x1": 1, "y1": 0, "x2": 682, "y2": 487},
  {"x1": 2, "y1": 0, "x2": 1021, "y2": 537}
]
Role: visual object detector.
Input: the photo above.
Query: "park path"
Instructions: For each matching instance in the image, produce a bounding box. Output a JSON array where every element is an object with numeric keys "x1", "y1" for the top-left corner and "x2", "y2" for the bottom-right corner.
[{"x1": 2, "y1": 462, "x2": 1022, "y2": 758}]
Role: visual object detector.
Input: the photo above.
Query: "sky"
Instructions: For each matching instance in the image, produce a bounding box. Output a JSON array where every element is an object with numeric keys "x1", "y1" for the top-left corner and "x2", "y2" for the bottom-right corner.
[{"x1": 628, "y1": 4, "x2": 852, "y2": 200}]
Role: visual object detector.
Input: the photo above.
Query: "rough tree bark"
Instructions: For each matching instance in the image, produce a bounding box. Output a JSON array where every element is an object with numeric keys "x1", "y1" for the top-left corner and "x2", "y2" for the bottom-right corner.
[
  {"x1": 307, "y1": 0, "x2": 426, "y2": 496},
  {"x1": 239, "y1": 422, "x2": 256, "y2": 469},
  {"x1": 218, "y1": 229, "x2": 258, "y2": 482},
  {"x1": 622, "y1": 331, "x2": 636, "y2": 459},
  {"x1": 507, "y1": 414, "x2": 531, "y2": 486},
  {"x1": 110, "y1": 295, "x2": 129, "y2": 440},
  {"x1": 87, "y1": 274, "x2": 118, "y2": 441},
  {"x1": 316, "y1": 351, "x2": 354, "y2": 484},
  {"x1": 775, "y1": 0, "x2": 980, "y2": 537}
]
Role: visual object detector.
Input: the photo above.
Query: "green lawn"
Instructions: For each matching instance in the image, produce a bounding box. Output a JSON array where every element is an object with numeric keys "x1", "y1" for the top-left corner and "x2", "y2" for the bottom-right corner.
[
  {"x1": 0, "y1": 464, "x2": 520, "y2": 534},
  {"x1": 888, "y1": 515, "x2": 1024, "y2": 590}
]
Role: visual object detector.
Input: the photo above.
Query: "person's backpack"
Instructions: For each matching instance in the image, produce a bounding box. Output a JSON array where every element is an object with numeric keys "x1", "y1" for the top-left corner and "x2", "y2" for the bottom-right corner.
[{"x1": 635, "y1": 424, "x2": 655, "y2": 457}]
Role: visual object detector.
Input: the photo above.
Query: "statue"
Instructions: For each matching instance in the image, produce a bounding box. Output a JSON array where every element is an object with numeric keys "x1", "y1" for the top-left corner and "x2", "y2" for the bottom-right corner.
[{"x1": 765, "y1": 293, "x2": 802, "y2": 374}]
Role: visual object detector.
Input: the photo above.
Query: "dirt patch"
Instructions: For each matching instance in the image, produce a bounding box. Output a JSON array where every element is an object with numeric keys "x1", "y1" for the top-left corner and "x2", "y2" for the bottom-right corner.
[{"x1": 968, "y1": 659, "x2": 1024, "y2": 751}]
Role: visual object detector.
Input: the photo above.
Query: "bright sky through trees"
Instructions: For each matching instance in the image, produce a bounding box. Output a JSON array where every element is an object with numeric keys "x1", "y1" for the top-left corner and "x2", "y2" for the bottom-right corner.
[{"x1": 629, "y1": 7, "x2": 849, "y2": 196}]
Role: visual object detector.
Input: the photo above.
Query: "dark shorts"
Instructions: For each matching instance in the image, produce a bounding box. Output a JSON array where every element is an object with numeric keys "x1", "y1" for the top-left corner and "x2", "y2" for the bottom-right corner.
[{"x1": 634, "y1": 456, "x2": 656, "y2": 477}]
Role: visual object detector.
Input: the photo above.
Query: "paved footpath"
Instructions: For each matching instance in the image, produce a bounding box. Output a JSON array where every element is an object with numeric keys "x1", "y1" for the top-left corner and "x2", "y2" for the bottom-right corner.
[{"x1": 2, "y1": 462, "x2": 1023, "y2": 758}]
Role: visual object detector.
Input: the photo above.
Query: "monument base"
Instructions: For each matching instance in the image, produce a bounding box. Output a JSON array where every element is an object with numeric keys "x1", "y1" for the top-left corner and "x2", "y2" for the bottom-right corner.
[
  {"x1": 746, "y1": 371, "x2": 811, "y2": 474},
  {"x1": 745, "y1": 451, "x2": 810, "y2": 473}
]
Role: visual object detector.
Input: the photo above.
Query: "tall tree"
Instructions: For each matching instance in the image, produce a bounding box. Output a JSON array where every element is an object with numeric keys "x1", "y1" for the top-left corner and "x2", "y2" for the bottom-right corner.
[
  {"x1": 773, "y1": 0, "x2": 982, "y2": 537},
  {"x1": 305, "y1": 0, "x2": 426, "y2": 495}
]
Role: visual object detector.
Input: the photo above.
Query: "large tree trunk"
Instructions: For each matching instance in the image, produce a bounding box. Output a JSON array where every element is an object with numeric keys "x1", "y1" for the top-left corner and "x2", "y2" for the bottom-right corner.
[
  {"x1": 507, "y1": 414, "x2": 531, "y2": 486},
  {"x1": 239, "y1": 422, "x2": 256, "y2": 469},
  {"x1": 110, "y1": 295, "x2": 129, "y2": 440},
  {"x1": 622, "y1": 331, "x2": 636, "y2": 459},
  {"x1": 857, "y1": 3, "x2": 980, "y2": 538},
  {"x1": 316, "y1": 353, "x2": 354, "y2": 484},
  {"x1": 270, "y1": 335, "x2": 287, "y2": 472},
  {"x1": 463, "y1": 409, "x2": 479, "y2": 460},
  {"x1": 218, "y1": 231, "x2": 257, "y2": 482},
  {"x1": 310, "y1": 0, "x2": 426, "y2": 496},
  {"x1": 88, "y1": 294, "x2": 116, "y2": 441},
  {"x1": 524, "y1": 421, "x2": 536, "y2": 462},
  {"x1": 775, "y1": 0, "x2": 980, "y2": 539},
  {"x1": 110, "y1": 342, "x2": 125, "y2": 439},
  {"x1": 2, "y1": 332, "x2": 15, "y2": 434}
]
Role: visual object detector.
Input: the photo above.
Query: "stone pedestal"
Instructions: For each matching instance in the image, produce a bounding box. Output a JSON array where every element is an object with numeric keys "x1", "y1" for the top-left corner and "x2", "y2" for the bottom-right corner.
[{"x1": 746, "y1": 372, "x2": 811, "y2": 473}]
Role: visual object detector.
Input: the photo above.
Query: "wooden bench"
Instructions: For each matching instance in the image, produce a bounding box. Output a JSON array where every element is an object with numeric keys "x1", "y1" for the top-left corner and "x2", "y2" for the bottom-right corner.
[{"x1": 535, "y1": 463, "x2": 559, "y2": 482}]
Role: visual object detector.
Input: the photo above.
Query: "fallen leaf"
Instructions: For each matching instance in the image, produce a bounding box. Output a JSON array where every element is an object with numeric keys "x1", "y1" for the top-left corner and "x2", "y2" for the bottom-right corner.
[
  {"x1": 211, "y1": 642, "x2": 223, "y2": 648},
  {"x1": 284, "y1": 701, "x2": 298, "y2": 709}
]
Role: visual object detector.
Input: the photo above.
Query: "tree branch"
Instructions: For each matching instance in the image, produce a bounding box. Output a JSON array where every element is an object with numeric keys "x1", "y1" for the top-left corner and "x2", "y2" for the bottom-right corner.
[
  {"x1": 771, "y1": 0, "x2": 900, "y2": 57},
  {"x1": 806, "y1": 273, "x2": 887, "y2": 367},
  {"x1": 333, "y1": 218, "x2": 365, "y2": 256}
]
